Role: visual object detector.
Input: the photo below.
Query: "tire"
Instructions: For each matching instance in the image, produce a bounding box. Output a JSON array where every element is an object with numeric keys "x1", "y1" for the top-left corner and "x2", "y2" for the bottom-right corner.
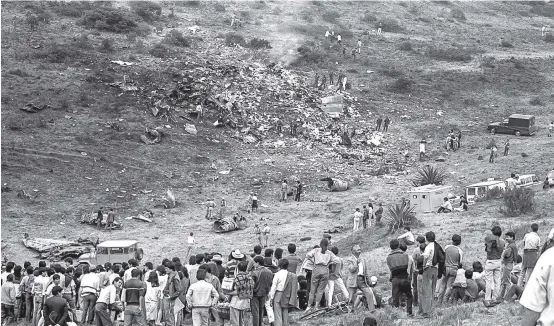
[
  {"x1": 490, "y1": 128, "x2": 496, "y2": 135},
  {"x1": 515, "y1": 130, "x2": 521, "y2": 136}
]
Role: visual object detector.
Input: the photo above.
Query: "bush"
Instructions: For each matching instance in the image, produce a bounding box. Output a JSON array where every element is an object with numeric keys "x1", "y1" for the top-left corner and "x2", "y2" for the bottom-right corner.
[
  {"x1": 149, "y1": 42, "x2": 174, "y2": 58},
  {"x1": 247, "y1": 38, "x2": 271, "y2": 49},
  {"x1": 480, "y1": 56, "x2": 495, "y2": 68},
  {"x1": 130, "y1": 1, "x2": 162, "y2": 22},
  {"x1": 251, "y1": 1, "x2": 267, "y2": 10},
  {"x1": 387, "y1": 77, "x2": 414, "y2": 93},
  {"x1": 427, "y1": 46, "x2": 472, "y2": 62},
  {"x1": 361, "y1": 12, "x2": 377, "y2": 23},
  {"x1": 292, "y1": 44, "x2": 327, "y2": 67},
  {"x1": 500, "y1": 188, "x2": 536, "y2": 217},
  {"x1": 398, "y1": 41, "x2": 413, "y2": 51},
  {"x1": 74, "y1": 33, "x2": 93, "y2": 49},
  {"x1": 34, "y1": 44, "x2": 81, "y2": 63},
  {"x1": 450, "y1": 8, "x2": 466, "y2": 21},
  {"x1": 380, "y1": 68, "x2": 403, "y2": 77},
  {"x1": 376, "y1": 18, "x2": 404, "y2": 33},
  {"x1": 544, "y1": 33, "x2": 554, "y2": 43},
  {"x1": 386, "y1": 199, "x2": 416, "y2": 233},
  {"x1": 500, "y1": 39, "x2": 513, "y2": 48},
  {"x1": 214, "y1": 3, "x2": 226, "y2": 12},
  {"x1": 529, "y1": 3, "x2": 554, "y2": 17},
  {"x1": 411, "y1": 165, "x2": 446, "y2": 187},
  {"x1": 336, "y1": 27, "x2": 354, "y2": 39},
  {"x1": 79, "y1": 7, "x2": 138, "y2": 33},
  {"x1": 164, "y1": 30, "x2": 190, "y2": 47},
  {"x1": 8, "y1": 69, "x2": 31, "y2": 77},
  {"x1": 322, "y1": 10, "x2": 341, "y2": 23},
  {"x1": 529, "y1": 97, "x2": 543, "y2": 106},
  {"x1": 225, "y1": 32, "x2": 246, "y2": 47},
  {"x1": 99, "y1": 38, "x2": 114, "y2": 52}
]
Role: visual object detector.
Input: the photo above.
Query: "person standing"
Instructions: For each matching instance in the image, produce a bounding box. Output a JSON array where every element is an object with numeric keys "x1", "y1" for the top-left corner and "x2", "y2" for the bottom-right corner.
[
  {"x1": 362, "y1": 206, "x2": 369, "y2": 229},
  {"x1": 314, "y1": 73, "x2": 319, "y2": 89},
  {"x1": 377, "y1": 22, "x2": 382, "y2": 36},
  {"x1": 353, "y1": 208, "x2": 362, "y2": 232},
  {"x1": 519, "y1": 247, "x2": 554, "y2": 326},
  {"x1": 96, "y1": 207, "x2": 104, "y2": 230},
  {"x1": 145, "y1": 273, "x2": 162, "y2": 326},
  {"x1": 294, "y1": 181, "x2": 302, "y2": 202},
  {"x1": 421, "y1": 231, "x2": 440, "y2": 318},
  {"x1": 419, "y1": 141, "x2": 426, "y2": 161},
  {"x1": 548, "y1": 121, "x2": 553, "y2": 137},
  {"x1": 374, "y1": 203, "x2": 383, "y2": 224},
  {"x1": 383, "y1": 117, "x2": 391, "y2": 132},
  {"x1": 121, "y1": 269, "x2": 147, "y2": 326},
  {"x1": 483, "y1": 225, "x2": 505, "y2": 307},
  {"x1": 227, "y1": 261, "x2": 253, "y2": 326},
  {"x1": 489, "y1": 145, "x2": 497, "y2": 163},
  {"x1": 329, "y1": 71, "x2": 334, "y2": 85},
  {"x1": 376, "y1": 117, "x2": 383, "y2": 131},
  {"x1": 219, "y1": 197, "x2": 227, "y2": 219},
  {"x1": 250, "y1": 256, "x2": 273, "y2": 326},
  {"x1": 268, "y1": 259, "x2": 297, "y2": 326},
  {"x1": 252, "y1": 225, "x2": 263, "y2": 247},
  {"x1": 1, "y1": 274, "x2": 17, "y2": 325},
  {"x1": 437, "y1": 234, "x2": 463, "y2": 304},
  {"x1": 326, "y1": 247, "x2": 349, "y2": 307},
  {"x1": 106, "y1": 209, "x2": 115, "y2": 231},
  {"x1": 280, "y1": 180, "x2": 288, "y2": 202},
  {"x1": 337, "y1": 34, "x2": 342, "y2": 44},
  {"x1": 345, "y1": 245, "x2": 375, "y2": 312},
  {"x1": 162, "y1": 262, "x2": 182, "y2": 326},
  {"x1": 320, "y1": 75, "x2": 327, "y2": 89},
  {"x1": 303, "y1": 239, "x2": 340, "y2": 312},
  {"x1": 357, "y1": 39, "x2": 362, "y2": 53},
  {"x1": 185, "y1": 269, "x2": 218, "y2": 326},
  {"x1": 386, "y1": 240, "x2": 413, "y2": 315},
  {"x1": 504, "y1": 139, "x2": 510, "y2": 156},
  {"x1": 499, "y1": 231, "x2": 519, "y2": 299},
  {"x1": 80, "y1": 265, "x2": 100, "y2": 325},
  {"x1": 412, "y1": 236, "x2": 426, "y2": 307},
  {"x1": 518, "y1": 223, "x2": 541, "y2": 288},
  {"x1": 95, "y1": 277, "x2": 123, "y2": 326},
  {"x1": 205, "y1": 198, "x2": 215, "y2": 220},
  {"x1": 43, "y1": 286, "x2": 69, "y2": 326},
  {"x1": 262, "y1": 224, "x2": 271, "y2": 248}
]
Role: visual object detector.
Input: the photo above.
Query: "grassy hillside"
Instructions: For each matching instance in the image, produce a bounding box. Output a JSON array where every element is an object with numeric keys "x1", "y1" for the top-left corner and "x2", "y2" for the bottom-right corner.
[{"x1": 2, "y1": 1, "x2": 554, "y2": 325}]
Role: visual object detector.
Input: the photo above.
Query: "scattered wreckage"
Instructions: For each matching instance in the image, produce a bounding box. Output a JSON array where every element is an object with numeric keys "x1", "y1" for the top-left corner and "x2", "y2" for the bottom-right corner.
[
  {"x1": 320, "y1": 177, "x2": 359, "y2": 192},
  {"x1": 22, "y1": 233, "x2": 96, "y2": 261},
  {"x1": 80, "y1": 212, "x2": 123, "y2": 230},
  {"x1": 212, "y1": 214, "x2": 248, "y2": 233}
]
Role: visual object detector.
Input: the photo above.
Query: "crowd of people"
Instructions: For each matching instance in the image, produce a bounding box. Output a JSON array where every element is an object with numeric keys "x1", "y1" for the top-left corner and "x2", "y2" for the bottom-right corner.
[{"x1": 2, "y1": 222, "x2": 554, "y2": 326}]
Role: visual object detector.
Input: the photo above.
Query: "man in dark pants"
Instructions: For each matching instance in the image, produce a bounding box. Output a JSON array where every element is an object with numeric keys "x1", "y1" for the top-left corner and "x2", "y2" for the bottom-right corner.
[
  {"x1": 250, "y1": 256, "x2": 273, "y2": 326},
  {"x1": 43, "y1": 286, "x2": 69, "y2": 326},
  {"x1": 386, "y1": 239, "x2": 413, "y2": 315},
  {"x1": 121, "y1": 269, "x2": 146, "y2": 326},
  {"x1": 295, "y1": 181, "x2": 302, "y2": 202},
  {"x1": 95, "y1": 277, "x2": 123, "y2": 326},
  {"x1": 383, "y1": 117, "x2": 391, "y2": 132},
  {"x1": 376, "y1": 117, "x2": 383, "y2": 131}
]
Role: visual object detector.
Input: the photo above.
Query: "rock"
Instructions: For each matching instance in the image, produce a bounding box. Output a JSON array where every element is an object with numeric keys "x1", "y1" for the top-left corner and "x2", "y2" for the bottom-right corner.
[{"x1": 435, "y1": 156, "x2": 446, "y2": 162}]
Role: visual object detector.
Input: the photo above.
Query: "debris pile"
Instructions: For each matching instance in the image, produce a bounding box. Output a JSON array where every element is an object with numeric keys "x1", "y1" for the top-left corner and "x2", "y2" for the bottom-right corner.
[
  {"x1": 22, "y1": 233, "x2": 95, "y2": 260},
  {"x1": 80, "y1": 212, "x2": 123, "y2": 230}
]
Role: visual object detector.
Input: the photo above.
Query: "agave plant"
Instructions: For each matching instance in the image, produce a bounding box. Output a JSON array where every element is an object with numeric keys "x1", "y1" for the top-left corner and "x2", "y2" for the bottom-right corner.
[
  {"x1": 386, "y1": 199, "x2": 416, "y2": 233},
  {"x1": 411, "y1": 165, "x2": 446, "y2": 187}
]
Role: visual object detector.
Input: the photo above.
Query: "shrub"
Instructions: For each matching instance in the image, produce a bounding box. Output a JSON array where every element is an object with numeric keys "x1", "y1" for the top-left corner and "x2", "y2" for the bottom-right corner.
[
  {"x1": 8, "y1": 69, "x2": 31, "y2": 77},
  {"x1": 34, "y1": 44, "x2": 81, "y2": 63},
  {"x1": 529, "y1": 3, "x2": 554, "y2": 18},
  {"x1": 336, "y1": 27, "x2": 354, "y2": 39},
  {"x1": 310, "y1": 1, "x2": 324, "y2": 6},
  {"x1": 149, "y1": 42, "x2": 174, "y2": 58},
  {"x1": 376, "y1": 18, "x2": 404, "y2": 33},
  {"x1": 247, "y1": 38, "x2": 271, "y2": 49},
  {"x1": 79, "y1": 7, "x2": 138, "y2": 33},
  {"x1": 500, "y1": 39, "x2": 513, "y2": 48},
  {"x1": 463, "y1": 98, "x2": 478, "y2": 106},
  {"x1": 322, "y1": 10, "x2": 341, "y2": 23},
  {"x1": 380, "y1": 68, "x2": 403, "y2": 77},
  {"x1": 74, "y1": 33, "x2": 93, "y2": 49},
  {"x1": 450, "y1": 8, "x2": 466, "y2": 21},
  {"x1": 130, "y1": 1, "x2": 162, "y2": 22},
  {"x1": 361, "y1": 12, "x2": 377, "y2": 23},
  {"x1": 500, "y1": 188, "x2": 535, "y2": 217},
  {"x1": 480, "y1": 56, "x2": 495, "y2": 68},
  {"x1": 544, "y1": 33, "x2": 554, "y2": 43},
  {"x1": 272, "y1": 7, "x2": 282, "y2": 15},
  {"x1": 427, "y1": 46, "x2": 472, "y2": 62},
  {"x1": 386, "y1": 199, "x2": 416, "y2": 233},
  {"x1": 100, "y1": 38, "x2": 114, "y2": 52},
  {"x1": 292, "y1": 44, "x2": 327, "y2": 67},
  {"x1": 214, "y1": 3, "x2": 226, "y2": 12},
  {"x1": 225, "y1": 32, "x2": 246, "y2": 47},
  {"x1": 411, "y1": 165, "x2": 446, "y2": 187},
  {"x1": 164, "y1": 30, "x2": 190, "y2": 47},
  {"x1": 398, "y1": 41, "x2": 412, "y2": 51},
  {"x1": 251, "y1": 1, "x2": 267, "y2": 10},
  {"x1": 529, "y1": 97, "x2": 543, "y2": 106},
  {"x1": 387, "y1": 77, "x2": 414, "y2": 93}
]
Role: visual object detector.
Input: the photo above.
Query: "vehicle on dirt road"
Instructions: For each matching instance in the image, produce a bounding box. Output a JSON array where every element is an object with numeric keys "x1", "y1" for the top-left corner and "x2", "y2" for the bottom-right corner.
[
  {"x1": 78, "y1": 240, "x2": 143, "y2": 266},
  {"x1": 487, "y1": 114, "x2": 538, "y2": 136}
]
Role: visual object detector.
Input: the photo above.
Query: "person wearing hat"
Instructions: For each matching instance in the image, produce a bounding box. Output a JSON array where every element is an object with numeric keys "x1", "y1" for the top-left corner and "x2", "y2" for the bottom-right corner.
[
  {"x1": 345, "y1": 245, "x2": 375, "y2": 312},
  {"x1": 219, "y1": 197, "x2": 227, "y2": 219}
]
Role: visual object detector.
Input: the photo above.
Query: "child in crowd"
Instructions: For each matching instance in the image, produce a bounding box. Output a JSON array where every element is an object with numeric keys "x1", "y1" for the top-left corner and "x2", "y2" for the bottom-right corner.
[
  {"x1": 472, "y1": 261, "x2": 486, "y2": 294},
  {"x1": 450, "y1": 264, "x2": 467, "y2": 304},
  {"x1": 297, "y1": 279, "x2": 309, "y2": 310}
]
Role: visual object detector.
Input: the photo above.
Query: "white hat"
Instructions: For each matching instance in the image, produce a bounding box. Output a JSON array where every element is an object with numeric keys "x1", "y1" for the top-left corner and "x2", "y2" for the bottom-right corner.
[
  {"x1": 231, "y1": 249, "x2": 244, "y2": 259},
  {"x1": 370, "y1": 276, "x2": 378, "y2": 284}
]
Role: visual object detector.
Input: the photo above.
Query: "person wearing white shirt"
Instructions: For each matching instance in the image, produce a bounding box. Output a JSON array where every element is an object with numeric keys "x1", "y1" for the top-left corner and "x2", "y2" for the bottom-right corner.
[
  {"x1": 519, "y1": 223, "x2": 541, "y2": 288},
  {"x1": 353, "y1": 208, "x2": 362, "y2": 231},
  {"x1": 95, "y1": 277, "x2": 123, "y2": 326},
  {"x1": 123, "y1": 259, "x2": 138, "y2": 283},
  {"x1": 1, "y1": 263, "x2": 13, "y2": 284},
  {"x1": 437, "y1": 197, "x2": 453, "y2": 213},
  {"x1": 398, "y1": 226, "x2": 415, "y2": 246},
  {"x1": 421, "y1": 231, "x2": 438, "y2": 318},
  {"x1": 356, "y1": 39, "x2": 362, "y2": 53},
  {"x1": 337, "y1": 34, "x2": 342, "y2": 44},
  {"x1": 80, "y1": 266, "x2": 101, "y2": 324},
  {"x1": 519, "y1": 247, "x2": 554, "y2": 326},
  {"x1": 269, "y1": 260, "x2": 290, "y2": 326}
]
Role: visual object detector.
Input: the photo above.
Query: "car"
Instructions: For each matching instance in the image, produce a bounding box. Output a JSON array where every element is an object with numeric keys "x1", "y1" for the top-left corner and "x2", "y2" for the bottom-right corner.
[
  {"x1": 515, "y1": 174, "x2": 543, "y2": 191},
  {"x1": 487, "y1": 114, "x2": 538, "y2": 136},
  {"x1": 465, "y1": 180, "x2": 506, "y2": 204},
  {"x1": 79, "y1": 240, "x2": 144, "y2": 266}
]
